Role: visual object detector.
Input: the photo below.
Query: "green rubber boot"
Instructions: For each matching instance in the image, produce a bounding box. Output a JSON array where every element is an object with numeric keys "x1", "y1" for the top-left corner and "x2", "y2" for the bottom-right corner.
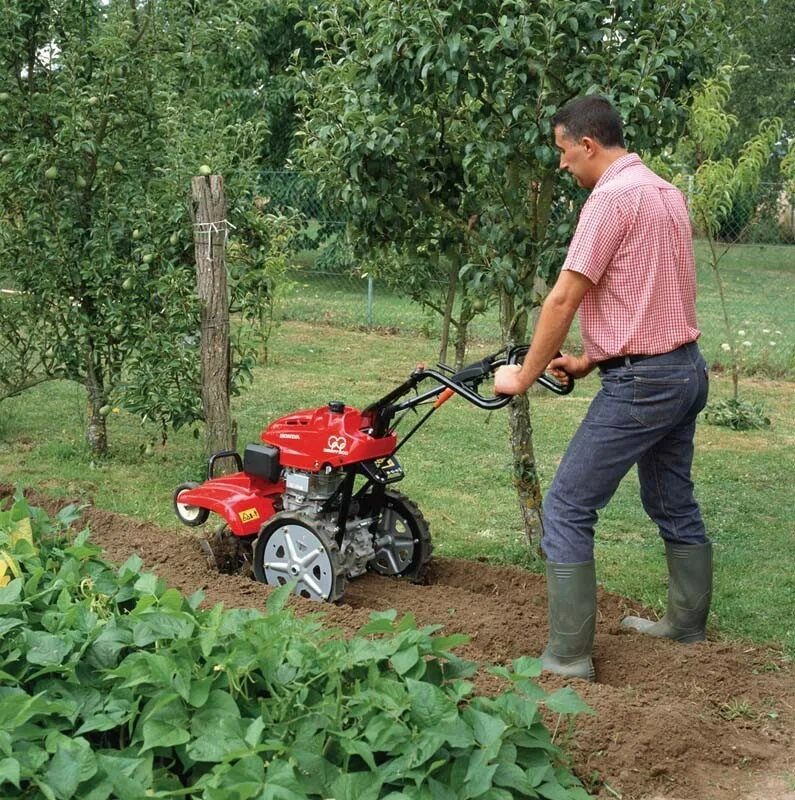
[
  {"x1": 541, "y1": 561, "x2": 596, "y2": 682},
  {"x1": 621, "y1": 540, "x2": 712, "y2": 643}
]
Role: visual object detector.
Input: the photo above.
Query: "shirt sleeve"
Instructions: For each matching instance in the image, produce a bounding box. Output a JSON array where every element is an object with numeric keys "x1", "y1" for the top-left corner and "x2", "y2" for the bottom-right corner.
[{"x1": 562, "y1": 190, "x2": 627, "y2": 285}]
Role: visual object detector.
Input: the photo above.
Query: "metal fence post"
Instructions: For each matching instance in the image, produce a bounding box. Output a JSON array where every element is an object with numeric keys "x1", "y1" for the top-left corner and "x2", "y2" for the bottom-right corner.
[{"x1": 367, "y1": 275, "x2": 374, "y2": 328}]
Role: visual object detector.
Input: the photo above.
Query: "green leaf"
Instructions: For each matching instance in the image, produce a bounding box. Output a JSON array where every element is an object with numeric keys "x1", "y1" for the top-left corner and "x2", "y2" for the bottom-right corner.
[
  {"x1": 406, "y1": 679, "x2": 455, "y2": 727},
  {"x1": 538, "y1": 778, "x2": 579, "y2": 800},
  {"x1": 339, "y1": 737, "x2": 377, "y2": 771},
  {"x1": 140, "y1": 717, "x2": 190, "y2": 752},
  {"x1": 0, "y1": 758, "x2": 20, "y2": 789},
  {"x1": 464, "y1": 749, "x2": 498, "y2": 797},
  {"x1": 25, "y1": 629, "x2": 71, "y2": 666},
  {"x1": 391, "y1": 645, "x2": 419, "y2": 675},
  {"x1": 0, "y1": 690, "x2": 63, "y2": 729},
  {"x1": 436, "y1": 715, "x2": 476, "y2": 748},
  {"x1": 431, "y1": 633, "x2": 470, "y2": 653},
  {"x1": 132, "y1": 610, "x2": 195, "y2": 646},
  {"x1": 45, "y1": 735, "x2": 97, "y2": 800},
  {"x1": 358, "y1": 609, "x2": 398, "y2": 635},
  {"x1": 493, "y1": 762, "x2": 534, "y2": 794},
  {"x1": 138, "y1": 698, "x2": 190, "y2": 752},
  {"x1": 113, "y1": 652, "x2": 175, "y2": 688},
  {"x1": 464, "y1": 707, "x2": 507, "y2": 747},
  {"x1": 512, "y1": 655, "x2": 543, "y2": 678},
  {"x1": 133, "y1": 573, "x2": 158, "y2": 595},
  {"x1": 262, "y1": 760, "x2": 309, "y2": 800},
  {"x1": 188, "y1": 676, "x2": 214, "y2": 708},
  {"x1": 363, "y1": 711, "x2": 411, "y2": 751},
  {"x1": 427, "y1": 778, "x2": 458, "y2": 800},
  {"x1": 210, "y1": 754, "x2": 265, "y2": 797},
  {"x1": 330, "y1": 770, "x2": 383, "y2": 800},
  {"x1": 544, "y1": 687, "x2": 594, "y2": 716},
  {"x1": 76, "y1": 695, "x2": 135, "y2": 734},
  {"x1": 347, "y1": 636, "x2": 396, "y2": 665},
  {"x1": 265, "y1": 579, "x2": 294, "y2": 613},
  {"x1": 86, "y1": 622, "x2": 131, "y2": 670},
  {"x1": 0, "y1": 579, "x2": 23, "y2": 606},
  {"x1": 0, "y1": 618, "x2": 23, "y2": 636},
  {"x1": 244, "y1": 716, "x2": 266, "y2": 747},
  {"x1": 117, "y1": 555, "x2": 143, "y2": 579}
]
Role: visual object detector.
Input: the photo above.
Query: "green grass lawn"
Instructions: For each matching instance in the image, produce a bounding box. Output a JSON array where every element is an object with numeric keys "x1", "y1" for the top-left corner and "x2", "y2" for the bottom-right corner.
[
  {"x1": 280, "y1": 240, "x2": 795, "y2": 377},
  {"x1": 1, "y1": 319, "x2": 793, "y2": 657}
]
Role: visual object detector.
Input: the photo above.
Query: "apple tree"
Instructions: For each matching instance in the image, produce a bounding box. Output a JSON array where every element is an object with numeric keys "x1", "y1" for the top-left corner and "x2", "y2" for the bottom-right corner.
[
  {"x1": 297, "y1": 0, "x2": 723, "y2": 542},
  {"x1": 0, "y1": 0, "x2": 293, "y2": 456}
]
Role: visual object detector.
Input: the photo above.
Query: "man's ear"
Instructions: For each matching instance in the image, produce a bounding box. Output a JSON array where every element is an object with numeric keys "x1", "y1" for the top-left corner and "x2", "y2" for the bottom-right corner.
[{"x1": 581, "y1": 136, "x2": 598, "y2": 157}]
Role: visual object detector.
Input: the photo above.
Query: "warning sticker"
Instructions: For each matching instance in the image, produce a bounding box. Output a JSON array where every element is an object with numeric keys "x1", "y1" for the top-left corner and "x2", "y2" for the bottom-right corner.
[{"x1": 239, "y1": 508, "x2": 260, "y2": 523}]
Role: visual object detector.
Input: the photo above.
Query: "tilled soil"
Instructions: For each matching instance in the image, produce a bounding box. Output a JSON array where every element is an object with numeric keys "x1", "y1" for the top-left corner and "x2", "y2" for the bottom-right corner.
[{"x1": 6, "y1": 486, "x2": 794, "y2": 800}]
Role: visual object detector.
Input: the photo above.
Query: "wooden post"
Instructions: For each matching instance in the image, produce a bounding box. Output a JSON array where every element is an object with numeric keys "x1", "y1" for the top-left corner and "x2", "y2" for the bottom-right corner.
[{"x1": 191, "y1": 174, "x2": 235, "y2": 459}]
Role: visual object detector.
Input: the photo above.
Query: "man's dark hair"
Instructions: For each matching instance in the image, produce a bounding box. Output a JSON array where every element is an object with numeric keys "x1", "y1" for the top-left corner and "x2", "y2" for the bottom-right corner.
[{"x1": 551, "y1": 96, "x2": 625, "y2": 148}]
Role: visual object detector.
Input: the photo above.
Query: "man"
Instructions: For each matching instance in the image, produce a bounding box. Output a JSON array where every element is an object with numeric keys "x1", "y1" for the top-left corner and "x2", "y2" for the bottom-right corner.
[{"x1": 494, "y1": 96, "x2": 711, "y2": 682}]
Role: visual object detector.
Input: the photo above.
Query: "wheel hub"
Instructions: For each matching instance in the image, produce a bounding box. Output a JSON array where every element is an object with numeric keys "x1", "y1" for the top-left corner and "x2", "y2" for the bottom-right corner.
[
  {"x1": 371, "y1": 506, "x2": 415, "y2": 575},
  {"x1": 261, "y1": 521, "x2": 337, "y2": 601}
]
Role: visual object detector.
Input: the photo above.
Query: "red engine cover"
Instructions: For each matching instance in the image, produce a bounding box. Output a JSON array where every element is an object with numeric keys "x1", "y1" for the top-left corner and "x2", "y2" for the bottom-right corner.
[{"x1": 262, "y1": 404, "x2": 396, "y2": 471}]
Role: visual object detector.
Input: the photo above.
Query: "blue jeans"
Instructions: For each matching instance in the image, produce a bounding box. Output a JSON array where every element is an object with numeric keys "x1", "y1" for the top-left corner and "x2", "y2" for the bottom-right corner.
[{"x1": 541, "y1": 342, "x2": 709, "y2": 563}]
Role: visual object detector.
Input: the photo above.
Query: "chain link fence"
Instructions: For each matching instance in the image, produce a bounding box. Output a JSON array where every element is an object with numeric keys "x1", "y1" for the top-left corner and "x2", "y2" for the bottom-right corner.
[{"x1": 261, "y1": 171, "x2": 795, "y2": 376}]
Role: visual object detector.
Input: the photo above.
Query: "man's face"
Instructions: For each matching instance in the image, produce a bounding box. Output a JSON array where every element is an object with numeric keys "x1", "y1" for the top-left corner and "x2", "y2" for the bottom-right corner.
[{"x1": 554, "y1": 125, "x2": 596, "y2": 189}]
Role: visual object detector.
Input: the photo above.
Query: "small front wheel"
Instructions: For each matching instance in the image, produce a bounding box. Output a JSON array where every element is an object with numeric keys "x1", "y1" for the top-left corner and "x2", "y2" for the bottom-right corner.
[{"x1": 173, "y1": 482, "x2": 210, "y2": 527}]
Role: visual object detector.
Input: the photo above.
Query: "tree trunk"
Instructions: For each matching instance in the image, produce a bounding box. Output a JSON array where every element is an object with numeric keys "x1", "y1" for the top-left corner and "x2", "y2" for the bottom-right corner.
[
  {"x1": 85, "y1": 345, "x2": 108, "y2": 458},
  {"x1": 496, "y1": 161, "x2": 553, "y2": 548},
  {"x1": 191, "y1": 174, "x2": 235, "y2": 459},
  {"x1": 438, "y1": 254, "x2": 459, "y2": 365},
  {"x1": 454, "y1": 312, "x2": 470, "y2": 370},
  {"x1": 500, "y1": 287, "x2": 544, "y2": 546}
]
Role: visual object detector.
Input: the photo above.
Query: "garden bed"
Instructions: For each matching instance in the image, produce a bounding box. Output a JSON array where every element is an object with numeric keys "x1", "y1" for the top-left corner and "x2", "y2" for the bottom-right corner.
[{"x1": 6, "y1": 486, "x2": 794, "y2": 800}]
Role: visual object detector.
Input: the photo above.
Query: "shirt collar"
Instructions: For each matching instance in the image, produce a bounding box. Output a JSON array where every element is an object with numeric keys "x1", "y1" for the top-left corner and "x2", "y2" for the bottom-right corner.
[{"x1": 594, "y1": 153, "x2": 642, "y2": 189}]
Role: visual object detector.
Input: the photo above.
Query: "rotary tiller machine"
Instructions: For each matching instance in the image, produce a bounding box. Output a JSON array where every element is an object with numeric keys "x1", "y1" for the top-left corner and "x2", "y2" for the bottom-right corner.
[{"x1": 172, "y1": 345, "x2": 573, "y2": 603}]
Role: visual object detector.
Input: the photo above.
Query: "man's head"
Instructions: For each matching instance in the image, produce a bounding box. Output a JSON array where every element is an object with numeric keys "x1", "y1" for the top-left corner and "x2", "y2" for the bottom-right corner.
[{"x1": 551, "y1": 97, "x2": 626, "y2": 189}]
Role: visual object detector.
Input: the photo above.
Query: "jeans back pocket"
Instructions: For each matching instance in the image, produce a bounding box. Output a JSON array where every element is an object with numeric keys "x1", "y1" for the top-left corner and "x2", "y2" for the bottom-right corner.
[{"x1": 630, "y1": 375, "x2": 691, "y2": 428}]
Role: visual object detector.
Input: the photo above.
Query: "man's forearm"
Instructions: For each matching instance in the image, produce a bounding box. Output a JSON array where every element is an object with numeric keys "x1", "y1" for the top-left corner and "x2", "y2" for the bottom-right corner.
[
  {"x1": 493, "y1": 270, "x2": 593, "y2": 395},
  {"x1": 515, "y1": 296, "x2": 579, "y2": 391}
]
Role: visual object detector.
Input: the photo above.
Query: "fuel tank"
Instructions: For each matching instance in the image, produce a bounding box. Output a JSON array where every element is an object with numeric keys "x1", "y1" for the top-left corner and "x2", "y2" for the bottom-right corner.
[{"x1": 262, "y1": 402, "x2": 396, "y2": 471}]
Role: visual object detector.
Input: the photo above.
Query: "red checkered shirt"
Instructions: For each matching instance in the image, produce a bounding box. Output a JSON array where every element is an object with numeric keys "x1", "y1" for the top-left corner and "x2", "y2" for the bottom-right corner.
[{"x1": 562, "y1": 153, "x2": 700, "y2": 362}]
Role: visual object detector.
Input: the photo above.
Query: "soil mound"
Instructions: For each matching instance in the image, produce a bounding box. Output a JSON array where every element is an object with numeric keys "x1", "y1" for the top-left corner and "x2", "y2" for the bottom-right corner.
[{"x1": 4, "y1": 486, "x2": 794, "y2": 800}]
